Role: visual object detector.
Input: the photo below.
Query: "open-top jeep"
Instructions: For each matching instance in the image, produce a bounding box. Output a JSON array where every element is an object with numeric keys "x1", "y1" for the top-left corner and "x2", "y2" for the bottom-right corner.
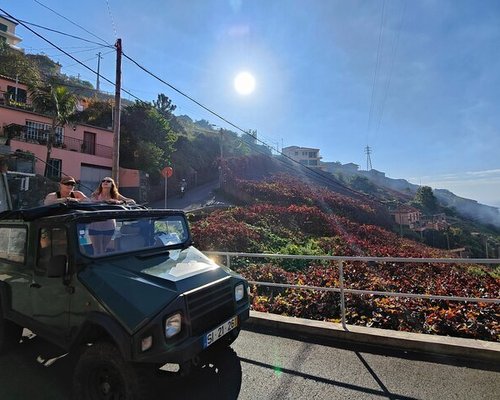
[{"x1": 0, "y1": 202, "x2": 250, "y2": 399}]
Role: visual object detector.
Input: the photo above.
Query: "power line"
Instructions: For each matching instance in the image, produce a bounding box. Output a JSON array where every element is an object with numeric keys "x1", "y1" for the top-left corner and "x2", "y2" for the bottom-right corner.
[
  {"x1": 4, "y1": 8, "x2": 381, "y2": 205},
  {"x1": 0, "y1": 9, "x2": 142, "y2": 102},
  {"x1": 33, "y1": 0, "x2": 111, "y2": 46},
  {"x1": 367, "y1": 0, "x2": 386, "y2": 137},
  {"x1": 375, "y1": 0, "x2": 406, "y2": 135},
  {"x1": 105, "y1": 0, "x2": 118, "y2": 39},
  {"x1": 16, "y1": 18, "x2": 112, "y2": 47}
]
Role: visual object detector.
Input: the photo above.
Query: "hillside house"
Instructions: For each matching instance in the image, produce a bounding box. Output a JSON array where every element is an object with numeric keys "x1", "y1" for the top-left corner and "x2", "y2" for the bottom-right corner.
[
  {"x1": 0, "y1": 14, "x2": 22, "y2": 52},
  {"x1": 392, "y1": 205, "x2": 421, "y2": 228},
  {"x1": 282, "y1": 146, "x2": 324, "y2": 169},
  {"x1": 0, "y1": 74, "x2": 147, "y2": 202},
  {"x1": 421, "y1": 213, "x2": 449, "y2": 231}
]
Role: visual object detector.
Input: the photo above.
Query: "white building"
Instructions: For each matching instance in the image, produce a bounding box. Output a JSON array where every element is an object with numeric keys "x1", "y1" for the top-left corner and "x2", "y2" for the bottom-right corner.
[
  {"x1": 0, "y1": 15, "x2": 23, "y2": 52},
  {"x1": 282, "y1": 146, "x2": 324, "y2": 169}
]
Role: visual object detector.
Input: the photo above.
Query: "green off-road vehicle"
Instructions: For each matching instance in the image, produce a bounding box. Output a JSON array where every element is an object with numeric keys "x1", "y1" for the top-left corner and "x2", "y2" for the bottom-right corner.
[{"x1": 0, "y1": 202, "x2": 250, "y2": 399}]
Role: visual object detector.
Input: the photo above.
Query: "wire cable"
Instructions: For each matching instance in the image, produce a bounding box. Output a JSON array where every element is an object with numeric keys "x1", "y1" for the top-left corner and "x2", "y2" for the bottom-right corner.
[
  {"x1": 4, "y1": 8, "x2": 381, "y2": 204},
  {"x1": 33, "y1": 0, "x2": 111, "y2": 46},
  {"x1": 16, "y1": 18, "x2": 112, "y2": 47},
  {"x1": 366, "y1": 0, "x2": 386, "y2": 141}
]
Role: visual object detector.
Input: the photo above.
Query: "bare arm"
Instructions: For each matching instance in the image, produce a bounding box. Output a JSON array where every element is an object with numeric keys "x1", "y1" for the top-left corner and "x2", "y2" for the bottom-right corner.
[{"x1": 117, "y1": 194, "x2": 136, "y2": 204}]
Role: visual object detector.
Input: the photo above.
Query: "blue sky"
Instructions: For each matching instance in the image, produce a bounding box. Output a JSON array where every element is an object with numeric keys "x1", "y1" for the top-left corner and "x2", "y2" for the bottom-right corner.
[{"x1": 4, "y1": 0, "x2": 500, "y2": 207}]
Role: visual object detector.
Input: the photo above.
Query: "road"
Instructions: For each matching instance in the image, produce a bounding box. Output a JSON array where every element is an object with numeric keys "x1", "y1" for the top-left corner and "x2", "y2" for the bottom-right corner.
[
  {"x1": 0, "y1": 326, "x2": 498, "y2": 400},
  {"x1": 150, "y1": 180, "x2": 229, "y2": 211}
]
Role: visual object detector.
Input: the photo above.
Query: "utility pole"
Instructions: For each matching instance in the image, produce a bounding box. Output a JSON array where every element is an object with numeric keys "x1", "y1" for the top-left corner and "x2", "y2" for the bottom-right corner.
[
  {"x1": 365, "y1": 145, "x2": 373, "y2": 171},
  {"x1": 112, "y1": 39, "x2": 122, "y2": 185},
  {"x1": 14, "y1": 74, "x2": 19, "y2": 102},
  {"x1": 96, "y1": 52, "x2": 103, "y2": 92},
  {"x1": 219, "y1": 128, "x2": 223, "y2": 189}
]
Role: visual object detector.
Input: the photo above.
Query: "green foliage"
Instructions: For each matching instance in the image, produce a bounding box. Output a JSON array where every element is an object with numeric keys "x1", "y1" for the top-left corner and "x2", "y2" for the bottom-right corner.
[
  {"x1": 0, "y1": 41, "x2": 41, "y2": 85},
  {"x1": 120, "y1": 100, "x2": 177, "y2": 179},
  {"x1": 413, "y1": 186, "x2": 438, "y2": 213},
  {"x1": 29, "y1": 84, "x2": 77, "y2": 176},
  {"x1": 346, "y1": 175, "x2": 378, "y2": 194},
  {"x1": 277, "y1": 239, "x2": 324, "y2": 271},
  {"x1": 74, "y1": 99, "x2": 113, "y2": 128}
]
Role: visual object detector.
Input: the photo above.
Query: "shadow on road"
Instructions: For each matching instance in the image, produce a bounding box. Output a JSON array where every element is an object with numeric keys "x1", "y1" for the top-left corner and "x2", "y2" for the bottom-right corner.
[
  {"x1": 0, "y1": 332, "x2": 242, "y2": 399},
  {"x1": 242, "y1": 323, "x2": 500, "y2": 373}
]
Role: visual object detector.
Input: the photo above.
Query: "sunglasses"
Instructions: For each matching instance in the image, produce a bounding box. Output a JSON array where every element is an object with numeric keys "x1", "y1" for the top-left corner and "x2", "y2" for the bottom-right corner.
[
  {"x1": 101, "y1": 180, "x2": 113, "y2": 183},
  {"x1": 62, "y1": 182, "x2": 76, "y2": 186}
]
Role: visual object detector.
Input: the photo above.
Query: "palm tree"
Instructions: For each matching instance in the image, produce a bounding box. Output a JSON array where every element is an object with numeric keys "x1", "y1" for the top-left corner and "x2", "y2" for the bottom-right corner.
[{"x1": 29, "y1": 84, "x2": 77, "y2": 177}]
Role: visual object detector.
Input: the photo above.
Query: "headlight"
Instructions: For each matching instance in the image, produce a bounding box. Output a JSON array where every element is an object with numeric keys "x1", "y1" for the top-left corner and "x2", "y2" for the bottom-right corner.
[
  {"x1": 164, "y1": 313, "x2": 182, "y2": 339},
  {"x1": 235, "y1": 283, "x2": 245, "y2": 302}
]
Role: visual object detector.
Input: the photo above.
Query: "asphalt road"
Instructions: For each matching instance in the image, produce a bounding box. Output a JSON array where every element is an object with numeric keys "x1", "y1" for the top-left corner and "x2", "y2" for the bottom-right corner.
[
  {"x1": 0, "y1": 326, "x2": 498, "y2": 400},
  {"x1": 150, "y1": 179, "x2": 228, "y2": 211}
]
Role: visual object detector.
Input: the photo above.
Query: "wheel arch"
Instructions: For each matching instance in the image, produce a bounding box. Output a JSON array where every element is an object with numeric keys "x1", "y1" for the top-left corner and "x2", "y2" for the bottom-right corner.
[{"x1": 70, "y1": 312, "x2": 133, "y2": 360}]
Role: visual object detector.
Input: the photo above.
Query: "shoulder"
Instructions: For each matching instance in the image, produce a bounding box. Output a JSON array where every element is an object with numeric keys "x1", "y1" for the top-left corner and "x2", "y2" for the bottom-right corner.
[
  {"x1": 74, "y1": 191, "x2": 88, "y2": 199},
  {"x1": 43, "y1": 192, "x2": 58, "y2": 205}
]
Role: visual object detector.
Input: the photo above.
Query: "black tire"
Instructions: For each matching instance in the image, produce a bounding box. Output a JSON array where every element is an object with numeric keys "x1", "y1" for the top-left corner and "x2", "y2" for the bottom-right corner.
[
  {"x1": 0, "y1": 305, "x2": 23, "y2": 354},
  {"x1": 73, "y1": 342, "x2": 149, "y2": 400}
]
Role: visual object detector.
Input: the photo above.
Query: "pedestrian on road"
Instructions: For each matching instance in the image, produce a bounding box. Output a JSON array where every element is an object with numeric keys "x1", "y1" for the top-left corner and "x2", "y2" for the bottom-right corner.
[{"x1": 44, "y1": 176, "x2": 88, "y2": 205}]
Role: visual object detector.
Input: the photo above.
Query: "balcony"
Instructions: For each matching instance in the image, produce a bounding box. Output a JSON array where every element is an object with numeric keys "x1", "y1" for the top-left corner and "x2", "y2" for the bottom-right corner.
[{"x1": 1, "y1": 124, "x2": 112, "y2": 159}]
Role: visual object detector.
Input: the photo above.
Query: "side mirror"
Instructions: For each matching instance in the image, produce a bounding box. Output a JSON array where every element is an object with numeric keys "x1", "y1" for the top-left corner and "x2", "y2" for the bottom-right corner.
[{"x1": 47, "y1": 255, "x2": 68, "y2": 278}]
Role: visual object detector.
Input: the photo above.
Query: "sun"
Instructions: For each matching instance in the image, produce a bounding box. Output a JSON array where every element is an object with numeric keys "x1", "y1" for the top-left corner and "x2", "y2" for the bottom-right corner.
[{"x1": 234, "y1": 71, "x2": 256, "y2": 95}]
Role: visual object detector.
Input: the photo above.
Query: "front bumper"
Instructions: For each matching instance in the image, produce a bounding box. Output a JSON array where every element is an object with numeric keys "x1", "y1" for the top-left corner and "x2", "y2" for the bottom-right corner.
[{"x1": 131, "y1": 307, "x2": 250, "y2": 364}]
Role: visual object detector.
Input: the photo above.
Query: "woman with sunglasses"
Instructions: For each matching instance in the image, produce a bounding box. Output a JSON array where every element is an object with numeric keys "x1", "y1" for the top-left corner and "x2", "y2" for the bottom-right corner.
[
  {"x1": 44, "y1": 176, "x2": 88, "y2": 205},
  {"x1": 88, "y1": 177, "x2": 135, "y2": 255},
  {"x1": 91, "y1": 177, "x2": 135, "y2": 205}
]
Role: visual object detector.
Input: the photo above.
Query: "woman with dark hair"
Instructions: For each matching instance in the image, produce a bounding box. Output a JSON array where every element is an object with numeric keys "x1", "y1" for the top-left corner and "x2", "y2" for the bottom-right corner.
[{"x1": 88, "y1": 177, "x2": 135, "y2": 255}]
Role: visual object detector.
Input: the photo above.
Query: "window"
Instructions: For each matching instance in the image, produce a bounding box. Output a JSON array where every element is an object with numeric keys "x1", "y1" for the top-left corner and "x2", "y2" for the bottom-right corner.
[
  {"x1": 47, "y1": 158, "x2": 62, "y2": 179},
  {"x1": 7, "y1": 86, "x2": 27, "y2": 103},
  {"x1": 309, "y1": 160, "x2": 318, "y2": 166},
  {"x1": 83, "y1": 131, "x2": 96, "y2": 155},
  {"x1": 309, "y1": 151, "x2": 317, "y2": 158},
  {"x1": 0, "y1": 226, "x2": 26, "y2": 263},
  {"x1": 25, "y1": 120, "x2": 64, "y2": 144},
  {"x1": 0, "y1": 23, "x2": 7, "y2": 33},
  {"x1": 37, "y1": 227, "x2": 67, "y2": 273}
]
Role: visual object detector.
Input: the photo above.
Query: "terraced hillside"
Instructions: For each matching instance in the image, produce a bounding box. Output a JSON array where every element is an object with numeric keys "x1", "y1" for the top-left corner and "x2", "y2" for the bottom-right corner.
[{"x1": 190, "y1": 175, "x2": 500, "y2": 341}]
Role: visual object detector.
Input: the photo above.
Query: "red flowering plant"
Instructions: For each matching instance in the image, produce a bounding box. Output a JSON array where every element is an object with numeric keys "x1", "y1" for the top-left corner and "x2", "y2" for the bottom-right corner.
[{"x1": 190, "y1": 175, "x2": 500, "y2": 341}]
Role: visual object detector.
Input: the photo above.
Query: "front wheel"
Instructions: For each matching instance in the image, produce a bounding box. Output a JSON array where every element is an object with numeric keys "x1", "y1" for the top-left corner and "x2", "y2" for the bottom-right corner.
[
  {"x1": 0, "y1": 305, "x2": 23, "y2": 354},
  {"x1": 73, "y1": 342, "x2": 148, "y2": 400}
]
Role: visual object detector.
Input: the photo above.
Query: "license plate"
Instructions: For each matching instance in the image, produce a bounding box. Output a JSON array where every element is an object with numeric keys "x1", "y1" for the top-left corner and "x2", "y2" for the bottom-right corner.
[{"x1": 203, "y1": 316, "x2": 238, "y2": 348}]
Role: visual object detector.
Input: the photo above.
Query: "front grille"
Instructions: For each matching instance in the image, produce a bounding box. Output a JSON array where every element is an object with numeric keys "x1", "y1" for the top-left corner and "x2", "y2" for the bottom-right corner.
[{"x1": 185, "y1": 278, "x2": 234, "y2": 336}]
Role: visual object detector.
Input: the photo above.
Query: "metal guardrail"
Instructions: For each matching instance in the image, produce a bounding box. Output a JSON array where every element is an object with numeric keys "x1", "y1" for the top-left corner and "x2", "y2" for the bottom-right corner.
[{"x1": 205, "y1": 252, "x2": 500, "y2": 329}]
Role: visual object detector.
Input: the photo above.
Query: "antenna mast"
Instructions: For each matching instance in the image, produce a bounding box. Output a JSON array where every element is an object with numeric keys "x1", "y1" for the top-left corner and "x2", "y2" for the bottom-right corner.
[{"x1": 365, "y1": 145, "x2": 373, "y2": 170}]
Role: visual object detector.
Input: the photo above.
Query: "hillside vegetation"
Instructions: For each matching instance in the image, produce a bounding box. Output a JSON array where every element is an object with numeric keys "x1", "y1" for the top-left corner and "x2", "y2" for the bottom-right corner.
[{"x1": 190, "y1": 175, "x2": 500, "y2": 341}]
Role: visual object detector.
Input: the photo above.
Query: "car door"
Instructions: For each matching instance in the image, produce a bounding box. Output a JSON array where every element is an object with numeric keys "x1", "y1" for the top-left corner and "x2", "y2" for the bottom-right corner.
[
  {"x1": 30, "y1": 226, "x2": 72, "y2": 335},
  {"x1": 0, "y1": 224, "x2": 31, "y2": 317}
]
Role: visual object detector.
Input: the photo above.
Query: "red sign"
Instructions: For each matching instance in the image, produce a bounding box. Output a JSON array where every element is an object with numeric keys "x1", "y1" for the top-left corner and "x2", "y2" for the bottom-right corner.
[{"x1": 161, "y1": 166, "x2": 173, "y2": 178}]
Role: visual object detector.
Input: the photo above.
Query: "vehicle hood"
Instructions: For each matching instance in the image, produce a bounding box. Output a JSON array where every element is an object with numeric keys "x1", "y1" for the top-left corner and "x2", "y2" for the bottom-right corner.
[{"x1": 78, "y1": 246, "x2": 233, "y2": 333}]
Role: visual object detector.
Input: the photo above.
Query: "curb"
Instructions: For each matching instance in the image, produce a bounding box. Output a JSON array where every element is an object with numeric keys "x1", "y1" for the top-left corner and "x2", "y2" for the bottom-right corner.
[{"x1": 245, "y1": 311, "x2": 500, "y2": 363}]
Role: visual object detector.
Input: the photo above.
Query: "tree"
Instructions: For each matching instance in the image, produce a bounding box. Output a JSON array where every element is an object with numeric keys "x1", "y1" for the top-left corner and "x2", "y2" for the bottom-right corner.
[
  {"x1": 153, "y1": 93, "x2": 185, "y2": 134},
  {"x1": 29, "y1": 84, "x2": 77, "y2": 177},
  {"x1": 74, "y1": 98, "x2": 113, "y2": 129},
  {"x1": 120, "y1": 101, "x2": 177, "y2": 180},
  {"x1": 414, "y1": 186, "x2": 438, "y2": 213},
  {"x1": 0, "y1": 41, "x2": 41, "y2": 86}
]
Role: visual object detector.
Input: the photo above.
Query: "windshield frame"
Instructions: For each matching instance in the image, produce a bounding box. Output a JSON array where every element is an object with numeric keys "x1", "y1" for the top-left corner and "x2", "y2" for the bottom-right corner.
[{"x1": 75, "y1": 211, "x2": 191, "y2": 258}]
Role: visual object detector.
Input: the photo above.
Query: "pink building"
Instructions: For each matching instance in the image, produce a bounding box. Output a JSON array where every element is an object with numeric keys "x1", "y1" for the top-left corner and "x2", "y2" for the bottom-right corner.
[{"x1": 0, "y1": 74, "x2": 146, "y2": 201}]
